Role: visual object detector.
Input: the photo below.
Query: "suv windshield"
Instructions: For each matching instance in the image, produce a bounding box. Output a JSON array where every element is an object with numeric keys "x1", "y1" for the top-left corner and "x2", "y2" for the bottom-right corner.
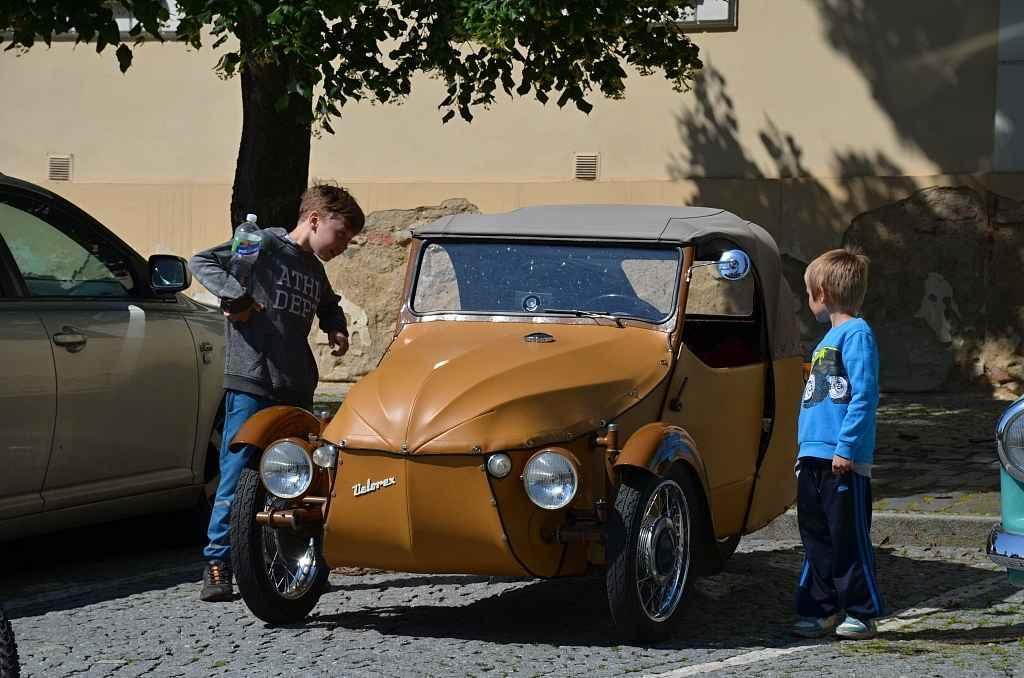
[{"x1": 412, "y1": 241, "x2": 681, "y2": 324}]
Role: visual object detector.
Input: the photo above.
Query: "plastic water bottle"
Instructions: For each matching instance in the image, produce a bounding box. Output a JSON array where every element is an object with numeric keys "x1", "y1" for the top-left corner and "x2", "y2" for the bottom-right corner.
[{"x1": 230, "y1": 213, "x2": 261, "y2": 293}]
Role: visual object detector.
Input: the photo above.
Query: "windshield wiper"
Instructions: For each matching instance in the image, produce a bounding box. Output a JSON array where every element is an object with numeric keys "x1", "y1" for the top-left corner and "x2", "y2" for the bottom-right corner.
[{"x1": 542, "y1": 307, "x2": 624, "y2": 328}]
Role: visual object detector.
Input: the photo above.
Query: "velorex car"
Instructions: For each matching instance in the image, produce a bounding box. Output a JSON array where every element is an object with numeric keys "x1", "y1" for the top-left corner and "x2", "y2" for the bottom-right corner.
[
  {"x1": 227, "y1": 205, "x2": 804, "y2": 639},
  {"x1": 987, "y1": 397, "x2": 1024, "y2": 586}
]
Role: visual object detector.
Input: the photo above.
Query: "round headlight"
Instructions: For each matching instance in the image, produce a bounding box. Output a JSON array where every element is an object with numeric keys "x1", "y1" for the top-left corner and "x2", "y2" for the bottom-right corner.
[
  {"x1": 312, "y1": 443, "x2": 339, "y2": 469},
  {"x1": 260, "y1": 441, "x2": 313, "y2": 499},
  {"x1": 1000, "y1": 405, "x2": 1024, "y2": 478},
  {"x1": 523, "y1": 450, "x2": 578, "y2": 510},
  {"x1": 486, "y1": 453, "x2": 512, "y2": 478}
]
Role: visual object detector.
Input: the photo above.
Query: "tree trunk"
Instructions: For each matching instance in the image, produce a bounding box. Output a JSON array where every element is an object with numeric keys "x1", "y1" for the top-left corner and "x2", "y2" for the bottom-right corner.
[{"x1": 230, "y1": 53, "x2": 312, "y2": 235}]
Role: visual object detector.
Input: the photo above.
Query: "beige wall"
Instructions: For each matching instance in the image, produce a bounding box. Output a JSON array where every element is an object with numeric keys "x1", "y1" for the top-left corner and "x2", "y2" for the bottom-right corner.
[{"x1": 0, "y1": 0, "x2": 1012, "y2": 262}]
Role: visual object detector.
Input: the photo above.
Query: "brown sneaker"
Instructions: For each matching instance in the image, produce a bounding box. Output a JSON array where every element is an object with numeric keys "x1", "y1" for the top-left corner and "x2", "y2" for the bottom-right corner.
[{"x1": 200, "y1": 560, "x2": 233, "y2": 602}]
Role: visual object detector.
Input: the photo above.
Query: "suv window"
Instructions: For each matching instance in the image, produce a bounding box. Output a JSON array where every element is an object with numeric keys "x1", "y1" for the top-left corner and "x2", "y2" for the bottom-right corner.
[{"x1": 0, "y1": 199, "x2": 134, "y2": 298}]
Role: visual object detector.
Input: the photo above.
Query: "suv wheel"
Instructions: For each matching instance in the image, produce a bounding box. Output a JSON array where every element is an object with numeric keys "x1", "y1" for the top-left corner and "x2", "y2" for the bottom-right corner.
[
  {"x1": 231, "y1": 468, "x2": 329, "y2": 624},
  {"x1": 606, "y1": 467, "x2": 700, "y2": 641},
  {"x1": 0, "y1": 604, "x2": 19, "y2": 678}
]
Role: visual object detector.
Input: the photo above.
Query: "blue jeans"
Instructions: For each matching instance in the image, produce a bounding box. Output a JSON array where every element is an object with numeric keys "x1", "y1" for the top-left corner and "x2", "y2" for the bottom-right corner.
[{"x1": 203, "y1": 390, "x2": 275, "y2": 562}]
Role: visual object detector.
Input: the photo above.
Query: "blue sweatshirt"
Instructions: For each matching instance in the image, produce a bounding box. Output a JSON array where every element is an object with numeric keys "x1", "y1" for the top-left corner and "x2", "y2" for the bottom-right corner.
[{"x1": 798, "y1": 317, "x2": 880, "y2": 465}]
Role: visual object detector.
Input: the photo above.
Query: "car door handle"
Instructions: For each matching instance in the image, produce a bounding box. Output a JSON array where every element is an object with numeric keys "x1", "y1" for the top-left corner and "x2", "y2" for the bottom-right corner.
[
  {"x1": 53, "y1": 326, "x2": 87, "y2": 352},
  {"x1": 199, "y1": 341, "x2": 214, "y2": 364}
]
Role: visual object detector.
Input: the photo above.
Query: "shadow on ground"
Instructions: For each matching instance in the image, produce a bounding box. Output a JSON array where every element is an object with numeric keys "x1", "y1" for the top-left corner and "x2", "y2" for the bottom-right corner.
[
  {"x1": 872, "y1": 393, "x2": 1005, "y2": 508},
  {"x1": 0, "y1": 511, "x2": 205, "y2": 619},
  {"x1": 307, "y1": 544, "x2": 1007, "y2": 649}
]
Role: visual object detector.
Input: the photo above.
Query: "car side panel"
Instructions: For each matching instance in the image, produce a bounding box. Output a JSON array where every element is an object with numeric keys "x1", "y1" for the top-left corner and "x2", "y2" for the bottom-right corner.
[
  {"x1": 1002, "y1": 468, "x2": 1024, "y2": 535},
  {"x1": 744, "y1": 356, "x2": 803, "y2": 533},
  {"x1": 0, "y1": 310, "x2": 56, "y2": 519},
  {"x1": 38, "y1": 301, "x2": 198, "y2": 509},
  {"x1": 183, "y1": 309, "x2": 226, "y2": 483},
  {"x1": 662, "y1": 344, "x2": 765, "y2": 536}
]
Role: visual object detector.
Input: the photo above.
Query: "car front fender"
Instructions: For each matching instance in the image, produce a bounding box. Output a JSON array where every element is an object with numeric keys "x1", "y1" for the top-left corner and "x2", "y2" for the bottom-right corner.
[
  {"x1": 612, "y1": 422, "x2": 711, "y2": 508},
  {"x1": 229, "y1": 406, "x2": 322, "y2": 453}
]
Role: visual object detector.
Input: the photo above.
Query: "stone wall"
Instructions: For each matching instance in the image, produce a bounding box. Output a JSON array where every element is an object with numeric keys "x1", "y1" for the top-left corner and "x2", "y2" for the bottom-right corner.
[
  {"x1": 311, "y1": 199, "x2": 479, "y2": 398},
  {"x1": 841, "y1": 186, "x2": 1024, "y2": 397}
]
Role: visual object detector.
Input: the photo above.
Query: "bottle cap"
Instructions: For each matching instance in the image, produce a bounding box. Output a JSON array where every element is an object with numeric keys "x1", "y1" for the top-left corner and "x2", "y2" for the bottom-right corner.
[{"x1": 245, "y1": 213, "x2": 258, "y2": 223}]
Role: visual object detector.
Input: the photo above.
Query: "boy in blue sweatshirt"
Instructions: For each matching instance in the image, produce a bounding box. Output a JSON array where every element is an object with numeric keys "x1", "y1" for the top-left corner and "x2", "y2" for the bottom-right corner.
[{"x1": 793, "y1": 247, "x2": 884, "y2": 640}]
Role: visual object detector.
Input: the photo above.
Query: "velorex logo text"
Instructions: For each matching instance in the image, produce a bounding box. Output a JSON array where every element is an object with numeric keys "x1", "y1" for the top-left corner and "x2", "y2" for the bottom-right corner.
[{"x1": 352, "y1": 477, "x2": 397, "y2": 497}]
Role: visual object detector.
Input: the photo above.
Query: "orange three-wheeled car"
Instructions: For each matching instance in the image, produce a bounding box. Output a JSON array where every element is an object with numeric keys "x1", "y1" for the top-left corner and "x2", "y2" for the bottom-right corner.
[{"x1": 229, "y1": 205, "x2": 803, "y2": 640}]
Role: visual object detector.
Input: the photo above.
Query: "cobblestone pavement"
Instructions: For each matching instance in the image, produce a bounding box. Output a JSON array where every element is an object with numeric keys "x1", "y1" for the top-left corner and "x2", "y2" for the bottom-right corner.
[
  {"x1": 873, "y1": 393, "x2": 1007, "y2": 515},
  {"x1": 4, "y1": 537, "x2": 1023, "y2": 677}
]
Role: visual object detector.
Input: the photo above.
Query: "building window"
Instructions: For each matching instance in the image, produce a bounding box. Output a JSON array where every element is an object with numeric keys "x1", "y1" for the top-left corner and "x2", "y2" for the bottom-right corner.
[
  {"x1": 676, "y1": 0, "x2": 738, "y2": 32},
  {"x1": 112, "y1": 1, "x2": 179, "y2": 38},
  {"x1": 48, "y1": 1, "x2": 179, "y2": 41}
]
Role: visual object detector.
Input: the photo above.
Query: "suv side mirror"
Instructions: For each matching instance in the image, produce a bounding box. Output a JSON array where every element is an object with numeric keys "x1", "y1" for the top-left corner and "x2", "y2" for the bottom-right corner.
[{"x1": 149, "y1": 255, "x2": 191, "y2": 294}]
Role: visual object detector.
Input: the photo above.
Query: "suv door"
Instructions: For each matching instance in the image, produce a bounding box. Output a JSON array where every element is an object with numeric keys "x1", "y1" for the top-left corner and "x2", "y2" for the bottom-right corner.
[
  {"x1": 0, "y1": 225, "x2": 56, "y2": 521},
  {"x1": 0, "y1": 190, "x2": 200, "y2": 511}
]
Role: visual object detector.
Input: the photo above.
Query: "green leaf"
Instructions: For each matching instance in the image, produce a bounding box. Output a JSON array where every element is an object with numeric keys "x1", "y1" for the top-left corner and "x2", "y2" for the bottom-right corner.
[{"x1": 115, "y1": 44, "x2": 133, "y2": 73}]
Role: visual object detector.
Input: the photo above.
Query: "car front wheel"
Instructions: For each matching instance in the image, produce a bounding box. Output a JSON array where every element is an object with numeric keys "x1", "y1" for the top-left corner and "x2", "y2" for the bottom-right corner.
[
  {"x1": 230, "y1": 468, "x2": 329, "y2": 624},
  {"x1": 606, "y1": 467, "x2": 699, "y2": 641}
]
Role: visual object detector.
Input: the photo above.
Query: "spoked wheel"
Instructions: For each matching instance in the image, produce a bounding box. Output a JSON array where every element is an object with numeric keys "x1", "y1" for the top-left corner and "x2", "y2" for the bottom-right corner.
[
  {"x1": 0, "y1": 604, "x2": 19, "y2": 678},
  {"x1": 606, "y1": 467, "x2": 701, "y2": 641},
  {"x1": 231, "y1": 468, "x2": 329, "y2": 624}
]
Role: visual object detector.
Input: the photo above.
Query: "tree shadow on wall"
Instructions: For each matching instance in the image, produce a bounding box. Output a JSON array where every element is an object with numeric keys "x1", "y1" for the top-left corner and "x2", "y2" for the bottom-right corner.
[
  {"x1": 667, "y1": 64, "x2": 915, "y2": 361},
  {"x1": 665, "y1": 63, "x2": 1024, "y2": 395},
  {"x1": 815, "y1": 0, "x2": 998, "y2": 174}
]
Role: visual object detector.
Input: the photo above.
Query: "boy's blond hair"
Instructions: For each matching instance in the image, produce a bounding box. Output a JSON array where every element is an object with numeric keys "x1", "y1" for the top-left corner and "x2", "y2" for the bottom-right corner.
[{"x1": 805, "y1": 247, "x2": 870, "y2": 315}]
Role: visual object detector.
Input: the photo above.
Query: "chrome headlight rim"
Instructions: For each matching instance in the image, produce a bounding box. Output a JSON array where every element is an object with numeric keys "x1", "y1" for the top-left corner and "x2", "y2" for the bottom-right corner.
[
  {"x1": 312, "y1": 442, "x2": 340, "y2": 469},
  {"x1": 997, "y1": 399, "x2": 1024, "y2": 483},
  {"x1": 522, "y1": 448, "x2": 579, "y2": 510},
  {"x1": 486, "y1": 453, "x2": 513, "y2": 479},
  {"x1": 259, "y1": 439, "x2": 315, "y2": 499}
]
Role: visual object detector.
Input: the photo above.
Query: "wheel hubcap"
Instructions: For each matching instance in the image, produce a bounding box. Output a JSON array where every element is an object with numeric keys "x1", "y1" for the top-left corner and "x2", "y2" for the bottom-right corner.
[
  {"x1": 260, "y1": 495, "x2": 321, "y2": 600},
  {"x1": 635, "y1": 479, "x2": 690, "y2": 622}
]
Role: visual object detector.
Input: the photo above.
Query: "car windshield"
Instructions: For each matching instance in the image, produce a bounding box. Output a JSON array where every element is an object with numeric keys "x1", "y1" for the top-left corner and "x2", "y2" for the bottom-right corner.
[{"x1": 412, "y1": 241, "x2": 681, "y2": 324}]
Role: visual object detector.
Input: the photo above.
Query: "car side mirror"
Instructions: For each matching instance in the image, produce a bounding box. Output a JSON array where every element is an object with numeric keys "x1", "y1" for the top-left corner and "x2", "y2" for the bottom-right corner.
[
  {"x1": 714, "y1": 249, "x2": 751, "y2": 281},
  {"x1": 149, "y1": 255, "x2": 191, "y2": 294},
  {"x1": 686, "y1": 249, "x2": 752, "y2": 283}
]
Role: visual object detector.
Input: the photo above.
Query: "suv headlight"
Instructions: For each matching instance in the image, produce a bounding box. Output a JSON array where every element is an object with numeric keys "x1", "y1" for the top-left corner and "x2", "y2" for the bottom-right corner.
[
  {"x1": 260, "y1": 440, "x2": 314, "y2": 499},
  {"x1": 523, "y1": 449, "x2": 578, "y2": 510},
  {"x1": 997, "y1": 400, "x2": 1024, "y2": 482}
]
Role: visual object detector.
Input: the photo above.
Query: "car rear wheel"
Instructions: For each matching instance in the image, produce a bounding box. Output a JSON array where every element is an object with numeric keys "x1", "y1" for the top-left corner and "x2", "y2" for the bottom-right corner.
[
  {"x1": 606, "y1": 467, "x2": 700, "y2": 641},
  {"x1": 0, "y1": 604, "x2": 19, "y2": 678},
  {"x1": 230, "y1": 468, "x2": 329, "y2": 624}
]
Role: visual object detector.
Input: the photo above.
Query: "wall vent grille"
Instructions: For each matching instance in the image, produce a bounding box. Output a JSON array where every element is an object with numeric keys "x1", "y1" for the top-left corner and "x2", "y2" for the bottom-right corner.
[
  {"x1": 573, "y1": 153, "x2": 599, "y2": 180},
  {"x1": 48, "y1": 155, "x2": 73, "y2": 181}
]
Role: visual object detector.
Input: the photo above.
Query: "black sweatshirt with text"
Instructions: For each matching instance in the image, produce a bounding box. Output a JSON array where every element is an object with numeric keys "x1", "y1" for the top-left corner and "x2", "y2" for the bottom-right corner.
[{"x1": 189, "y1": 227, "x2": 347, "y2": 408}]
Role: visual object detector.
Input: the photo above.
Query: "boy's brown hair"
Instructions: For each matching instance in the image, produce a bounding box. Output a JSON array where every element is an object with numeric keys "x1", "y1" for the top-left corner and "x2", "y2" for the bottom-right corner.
[
  {"x1": 299, "y1": 181, "x2": 365, "y2": 234},
  {"x1": 805, "y1": 247, "x2": 870, "y2": 315}
]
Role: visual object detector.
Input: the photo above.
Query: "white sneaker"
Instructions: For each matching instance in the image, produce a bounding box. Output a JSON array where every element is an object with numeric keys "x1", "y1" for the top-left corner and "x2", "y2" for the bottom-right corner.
[
  {"x1": 835, "y1": 615, "x2": 877, "y2": 639},
  {"x1": 792, "y1": 613, "x2": 842, "y2": 638}
]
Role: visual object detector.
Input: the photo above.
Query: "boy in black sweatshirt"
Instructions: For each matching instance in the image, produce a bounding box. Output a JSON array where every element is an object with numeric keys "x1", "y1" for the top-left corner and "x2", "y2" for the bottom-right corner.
[{"x1": 189, "y1": 183, "x2": 364, "y2": 602}]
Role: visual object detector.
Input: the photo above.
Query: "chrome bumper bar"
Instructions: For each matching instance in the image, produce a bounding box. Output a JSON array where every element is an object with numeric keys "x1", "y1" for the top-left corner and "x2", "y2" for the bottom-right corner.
[{"x1": 987, "y1": 523, "x2": 1024, "y2": 570}]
